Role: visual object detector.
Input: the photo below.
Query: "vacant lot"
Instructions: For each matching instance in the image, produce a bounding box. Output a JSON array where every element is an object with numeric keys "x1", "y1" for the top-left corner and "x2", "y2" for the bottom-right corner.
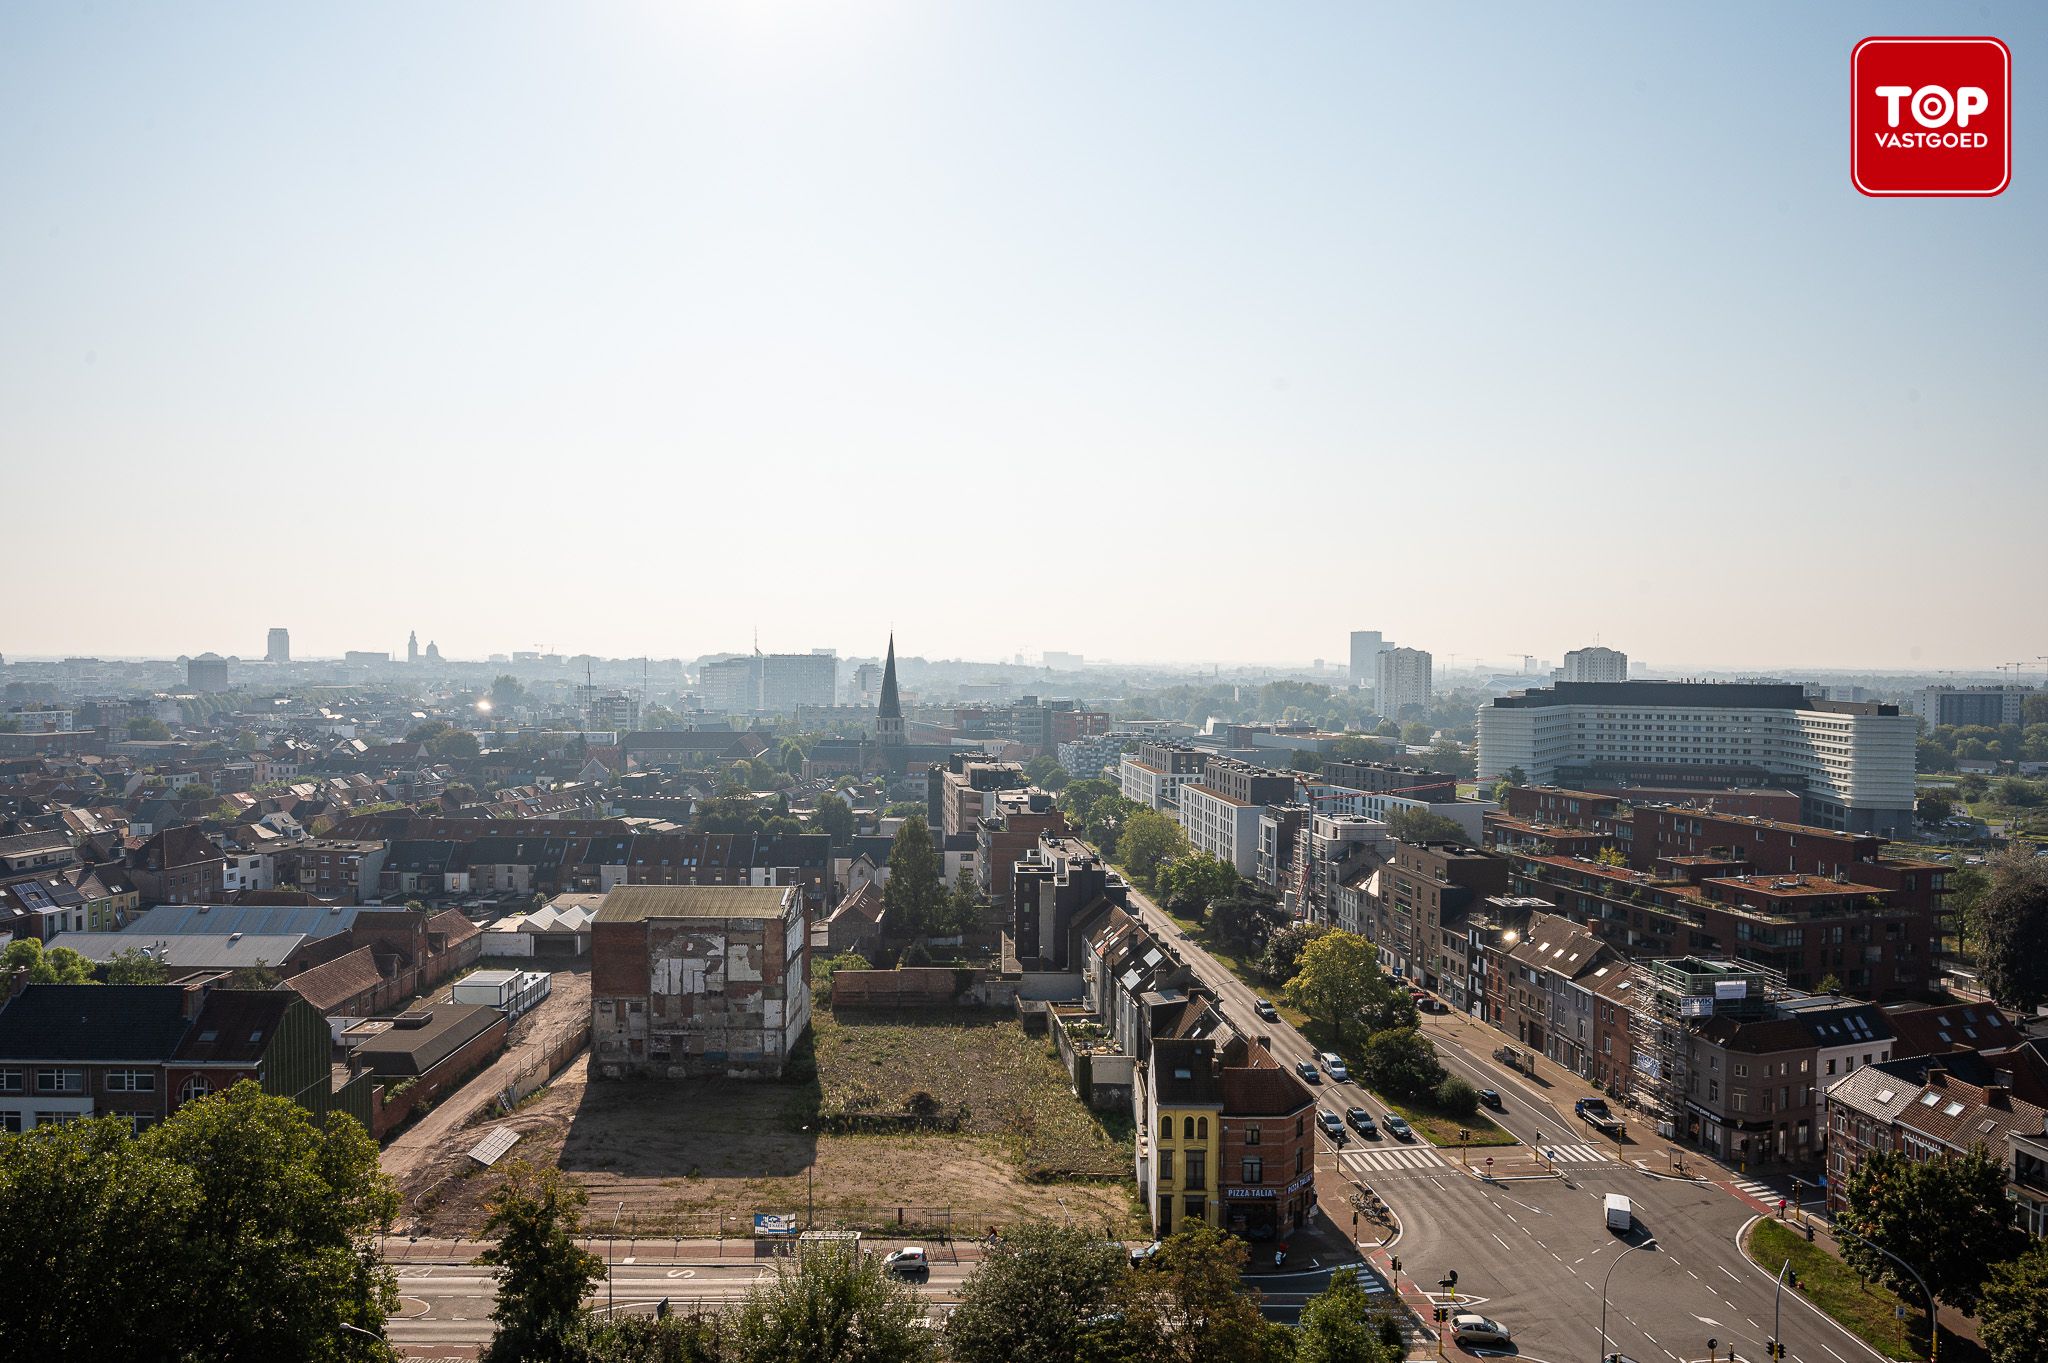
[{"x1": 407, "y1": 1005, "x2": 1138, "y2": 1240}]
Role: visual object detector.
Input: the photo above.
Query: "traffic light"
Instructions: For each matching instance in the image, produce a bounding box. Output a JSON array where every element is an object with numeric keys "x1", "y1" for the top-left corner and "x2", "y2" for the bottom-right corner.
[
  {"x1": 1390, "y1": 1256, "x2": 1402, "y2": 1274},
  {"x1": 1435, "y1": 1306, "x2": 1449, "y2": 1323}
]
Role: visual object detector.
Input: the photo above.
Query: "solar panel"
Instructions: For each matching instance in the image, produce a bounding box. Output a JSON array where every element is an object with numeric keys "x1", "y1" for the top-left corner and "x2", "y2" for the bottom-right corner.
[{"x1": 468, "y1": 1128, "x2": 522, "y2": 1168}]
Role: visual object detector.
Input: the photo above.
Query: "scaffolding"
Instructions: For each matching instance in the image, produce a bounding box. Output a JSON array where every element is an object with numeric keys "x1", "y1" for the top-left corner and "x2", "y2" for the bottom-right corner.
[{"x1": 1620, "y1": 956, "x2": 1792, "y2": 1136}]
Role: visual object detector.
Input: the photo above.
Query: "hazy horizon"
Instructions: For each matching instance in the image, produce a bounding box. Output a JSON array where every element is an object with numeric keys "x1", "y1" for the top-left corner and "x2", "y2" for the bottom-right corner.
[{"x1": 4, "y1": 3, "x2": 2042, "y2": 670}]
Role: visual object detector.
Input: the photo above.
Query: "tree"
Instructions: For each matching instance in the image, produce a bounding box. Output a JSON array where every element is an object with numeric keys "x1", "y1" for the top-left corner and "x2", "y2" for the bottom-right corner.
[
  {"x1": 1434, "y1": 1075, "x2": 1480, "y2": 1118},
  {"x1": 1993, "y1": 776, "x2": 2043, "y2": 807},
  {"x1": 947, "y1": 1221, "x2": 1131, "y2": 1363},
  {"x1": 1594, "y1": 846, "x2": 1628, "y2": 868},
  {"x1": 104, "y1": 947, "x2": 170, "y2": 985},
  {"x1": 1979, "y1": 1242, "x2": 2048, "y2": 1363},
  {"x1": 1056, "y1": 778, "x2": 1122, "y2": 829},
  {"x1": 1399, "y1": 722, "x2": 1433, "y2": 747},
  {"x1": 490, "y1": 674, "x2": 527, "y2": 710},
  {"x1": 1023, "y1": 756, "x2": 1070, "y2": 792},
  {"x1": 126, "y1": 715, "x2": 173, "y2": 741},
  {"x1": 883, "y1": 818, "x2": 950, "y2": 940},
  {"x1": 1118, "y1": 809, "x2": 1189, "y2": 892},
  {"x1": 1976, "y1": 849, "x2": 2048, "y2": 1011},
  {"x1": 1917, "y1": 794, "x2": 1954, "y2": 825},
  {"x1": 730, "y1": 1240, "x2": 937, "y2": 1363},
  {"x1": 1261, "y1": 920, "x2": 1330, "y2": 984},
  {"x1": 477, "y1": 1163, "x2": 607, "y2": 1363},
  {"x1": 948, "y1": 867, "x2": 982, "y2": 935},
  {"x1": 1297, "y1": 1267, "x2": 1395, "y2": 1363},
  {"x1": 429, "y1": 728, "x2": 482, "y2": 761},
  {"x1": 2, "y1": 938, "x2": 96, "y2": 984},
  {"x1": 1111, "y1": 1220, "x2": 1279, "y2": 1363},
  {"x1": 811, "y1": 793, "x2": 855, "y2": 846},
  {"x1": 1283, "y1": 931, "x2": 1383, "y2": 1045},
  {"x1": 1156, "y1": 853, "x2": 1240, "y2": 919},
  {"x1": 1837, "y1": 1147, "x2": 2026, "y2": 1316},
  {"x1": 1362, "y1": 1027, "x2": 1445, "y2": 1100},
  {"x1": 567, "y1": 1312, "x2": 729, "y2": 1362},
  {"x1": 1330, "y1": 735, "x2": 1393, "y2": 763},
  {"x1": 1382, "y1": 808, "x2": 1470, "y2": 846}
]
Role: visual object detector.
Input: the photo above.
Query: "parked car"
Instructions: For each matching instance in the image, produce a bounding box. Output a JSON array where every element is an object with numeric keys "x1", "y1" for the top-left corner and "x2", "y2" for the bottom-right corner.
[
  {"x1": 1129, "y1": 1240, "x2": 1164, "y2": 1268},
  {"x1": 1255, "y1": 998, "x2": 1279, "y2": 1021},
  {"x1": 1417, "y1": 995, "x2": 1448, "y2": 1014},
  {"x1": 1383, "y1": 1113, "x2": 1414, "y2": 1141},
  {"x1": 1318, "y1": 1051, "x2": 1350, "y2": 1082},
  {"x1": 883, "y1": 1247, "x2": 930, "y2": 1278},
  {"x1": 1346, "y1": 1106, "x2": 1379, "y2": 1138},
  {"x1": 1317, "y1": 1110, "x2": 1347, "y2": 1143},
  {"x1": 1451, "y1": 1313, "x2": 1513, "y2": 1348},
  {"x1": 1478, "y1": 1088, "x2": 1503, "y2": 1111},
  {"x1": 1296, "y1": 1060, "x2": 1321, "y2": 1084}
]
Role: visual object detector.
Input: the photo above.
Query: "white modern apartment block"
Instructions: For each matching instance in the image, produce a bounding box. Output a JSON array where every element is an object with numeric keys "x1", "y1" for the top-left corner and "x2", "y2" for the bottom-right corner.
[
  {"x1": 1375, "y1": 647, "x2": 1433, "y2": 718},
  {"x1": 1561, "y1": 646, "x2": 1628, "y2": 684},
  {"x1": 1178, "y1": 783, "x2": 1266, "y2": 877},
  {"x1": 1348, "y1": 630, "x2": 1386, "y2": 686},
  {"x1": 1475, "y1": 681, "x2": 1916, "y2": 835},
  {"x1": 1118, "y1": 741, "x2": 1210, "y2": 811}
]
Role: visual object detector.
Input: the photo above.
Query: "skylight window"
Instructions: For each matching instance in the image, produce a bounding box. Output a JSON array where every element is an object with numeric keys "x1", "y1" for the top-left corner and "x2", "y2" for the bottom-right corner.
[
  {"x1": 1942, "y1": 1101, "x2": 1965, "y2": 1117},
  {"x1": 1919, "y1": 1091, "x2": 1941, "y2": 1106},
  {"x1": 1875, "y1": 1088, "x2": 1897, "y2": 1103}
]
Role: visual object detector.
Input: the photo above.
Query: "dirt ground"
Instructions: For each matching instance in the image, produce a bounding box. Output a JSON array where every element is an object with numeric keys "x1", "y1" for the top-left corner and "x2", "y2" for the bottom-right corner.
[
  {"x1": 404, "y1": 1007, "x2": 1141, "y2": 1240},
  {"x1": 381, "y1": 960, "x2": 593, "y2": 1188}
]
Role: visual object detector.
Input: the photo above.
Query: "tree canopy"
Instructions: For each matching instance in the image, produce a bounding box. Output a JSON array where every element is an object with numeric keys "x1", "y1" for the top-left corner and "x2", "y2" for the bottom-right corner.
[
  {"x1": 809, "y1": 792, "x2": 856, "y2": 846},
  {"x1": 1297, "y1": 1267, "x2": 1398, "y2": 1363},
  {"x1": 730, "y1": 1240, "x2": 936, "y2": 1363},
  {"x1": 478, "y1": 1163, "x2": 608, "y2": 1363},
  {"x1": 1282, "y1": 930, "x2": 1387, "y2": 1045},
  {"x1": 0, "y1": 1082, "x2": 398, "y2": 1363},
  {"x1": 883, "y1": 818, "x2": 954, "y2": 939},
  {"x1": 946, "y1": 1221, "x2": 1130, "y2": 1363},
  {"x1": 1977, "y1": 849, "x2": 2048, "y2": 1010},
  {"x1": 1383, "y1": 807, "x2": 1470, "y2": 846},
  {"x1": 1117, "y1": 808, "x2": 1189, "y2": 893},
  {"x1": 1837, "y1": 1146, "x2": 2026, "y2": 1314},
  {"x1": 1363, "y1": 1027, "x2": 1446, "y2": 1099},
  {"x1": 1, "y1": 938, "x2": 96, "y2": 984},
  {"x1": 1979, "y1": 1242, "x2": 2048, "y2": 1363},
  {"x1": 1155, "y1": 853, "x2": 1241, "y2": 919}
]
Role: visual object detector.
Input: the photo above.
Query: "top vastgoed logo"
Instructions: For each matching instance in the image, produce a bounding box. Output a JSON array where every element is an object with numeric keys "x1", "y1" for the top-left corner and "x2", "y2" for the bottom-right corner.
[{"x1": 1852, "y1": 37, "x2": 2010, "y2": 197}]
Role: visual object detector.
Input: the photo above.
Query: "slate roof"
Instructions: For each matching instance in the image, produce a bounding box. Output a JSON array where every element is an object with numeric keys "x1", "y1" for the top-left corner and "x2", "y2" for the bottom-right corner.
[
  {"x1": 1882, "y1": 1002, "x2": 2020, "y2": 1058},
  {"x1": 175, "y1": 991, "x2": 297, "y2": 1065},
  {"x1": 349, "y1": 1004, "x2": 502, "y2": 1077},
  {"x1": 1219, "y1": 1038, "x2": 1314, "y2": 1117},
  {"x1": 46, "y1": 931, "x2": 309, "y2": 969},
  {"x1": 0, "y1": 984, "x2": 192, "y2": 1061},
  {"x1": 1153, "y1": 1036, "x2": 1225, "y2": 1107}
]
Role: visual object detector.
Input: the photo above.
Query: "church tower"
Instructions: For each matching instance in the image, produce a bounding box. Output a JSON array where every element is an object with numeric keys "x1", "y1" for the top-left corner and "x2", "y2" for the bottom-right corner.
[
  {"x1": 407, "y1": 630, "x2": 419, "y2": 664},
  {"x1": 876, "y1": 634, "x2": 904, "y2": 748}
]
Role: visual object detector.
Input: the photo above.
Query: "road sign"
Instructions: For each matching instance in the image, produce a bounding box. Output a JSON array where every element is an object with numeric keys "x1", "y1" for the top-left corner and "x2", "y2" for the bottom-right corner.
[{"x1": 1485, "y1": 1157, "x2": 1494, "y2": 1167}]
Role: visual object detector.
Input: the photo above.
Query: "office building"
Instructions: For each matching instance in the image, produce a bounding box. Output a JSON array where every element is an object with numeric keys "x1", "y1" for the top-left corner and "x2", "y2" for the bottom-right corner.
[
  {"x1": 1912, "y1": 684, "x2": 2034, "y2": 730},
  {"x1": 1119, "y1": 742, "x2": 1209, "y2": 812},
  {"x1": 184, "y1": 653, "x2": 230, "y2": 693},
  {"x1": 1561, "y1": 646, "x2": 1628, "y2": 684},
  {"x1": 265, "y1": 628, "x2": 290, "y2": 664},
  {"x1": 1374, "y1": 647, "x2": 1432, "y2": 718},
  {"x1": 1475, "y1": 681, "x2": 1916, "y2": 835},
  {"x1": 1177, "y1": 758, "x2": 1296, "y2": 877},
  {"x1": 1348, "y1": 631, "x2": 1386, "y2": 686}
]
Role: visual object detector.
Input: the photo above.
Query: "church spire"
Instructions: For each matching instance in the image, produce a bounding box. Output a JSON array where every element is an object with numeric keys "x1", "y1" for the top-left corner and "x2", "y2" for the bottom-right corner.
[{"x1": 877, "y1": 634, "x2": 904, "y2": 747}]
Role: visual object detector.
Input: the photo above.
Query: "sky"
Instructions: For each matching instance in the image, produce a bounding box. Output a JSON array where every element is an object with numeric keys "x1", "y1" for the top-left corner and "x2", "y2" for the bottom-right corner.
[{"x1": 2, "y1": 2, "x2": 2043, "y2": 672}]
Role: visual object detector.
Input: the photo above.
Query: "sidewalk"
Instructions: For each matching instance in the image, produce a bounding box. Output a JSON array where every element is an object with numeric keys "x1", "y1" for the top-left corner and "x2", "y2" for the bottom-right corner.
[{"x1": 382, "y1": 1233, "x2": 1001, "y2": 1266}]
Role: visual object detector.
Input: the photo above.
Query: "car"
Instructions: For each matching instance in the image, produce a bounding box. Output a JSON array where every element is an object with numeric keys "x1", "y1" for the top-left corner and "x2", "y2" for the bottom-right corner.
[
  {"x1": 1478, "y1": 1088, "x2": 1503, "y2": 1110},
  {"x1": 1296, "y1": 1060, "x2": 1321, "y2": 1083},
  {"x1": 883, "y1": 1247, "x2": 930, "y2": 1278},
  {"x1": 1346, "y1": 1106, "x2": 1379, "y2": 1138},
  {"x1": 1383, "y1": 1113, "x2": 1414, "y2": 1141},
  {"x1": 1317, "y1": 1110, "x2": 1347, "y2": 1143},
  {"x1": 1318, "y1": 1051, "x2": 1350, "y2": 1082},
  {"x1": 1418, "y1": 995, "x2": 1448, "y2": 1014},
  {"x1": 1255, "y1": 998, "x2": 1279, "y2": 1021},
  {"x1": 1451, "y1": 1313, "x2": 1513, "y2": 1348},
  {"x1": 1129, "y1": 1240, "x2": 1164, "y2": 1268}
]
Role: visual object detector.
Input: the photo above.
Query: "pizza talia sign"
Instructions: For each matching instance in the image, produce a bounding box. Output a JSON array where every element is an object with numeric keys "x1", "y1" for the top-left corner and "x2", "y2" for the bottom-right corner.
[{"x1": 1853, "y1": 37, "x2": 2011, "y2": 197}]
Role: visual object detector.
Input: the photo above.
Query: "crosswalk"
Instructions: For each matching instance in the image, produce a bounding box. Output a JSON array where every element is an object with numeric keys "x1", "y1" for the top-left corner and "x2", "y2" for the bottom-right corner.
[
  {"x1": 1538, "y1": 1143, "x2": 1614, "y2": 1165},
  {"x1": 1730, "y1": 1176, "x2": 1778, "y2": 1202},
  {"x1": 1341, "y1": 1146, "x2": 1446, "y2": 1172}
]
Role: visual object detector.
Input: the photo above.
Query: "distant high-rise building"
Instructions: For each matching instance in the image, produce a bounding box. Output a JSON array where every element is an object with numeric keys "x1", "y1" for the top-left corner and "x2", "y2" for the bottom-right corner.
[
  {"x1": 186, "y1": 653, "x2": 230, "y2": 693},
  {"x1": 699, "y1": 651, "x2": 836, "y2": 713},
  {"x1": 1348, "y1": 631, "x2": 1386, "y2": 686},
  {"x1": 1561, "y1": 646, "x2": 1628, "y2": 684},
  {"x1": 1374, "y1": 647, "x2": 1432, "y2": 719},
  {"x1": 1044, "y1": 651, "x2": 1085, "y2": 670},
  {"x1": 852, "y1": 662, "x2": 884, "y2": 704},
  {"x1": 1913, "y1": 684, "x2": 2034, "y2": 729},
  {"x1": 265, "y1": 628, "x2": 290, "y2": 664},
  {"x1": 407, "y1": 630, "x2": 420, "y2": 665},
  {"x1": 587, "y1": 692, "x2": 640, "y2": 733}
]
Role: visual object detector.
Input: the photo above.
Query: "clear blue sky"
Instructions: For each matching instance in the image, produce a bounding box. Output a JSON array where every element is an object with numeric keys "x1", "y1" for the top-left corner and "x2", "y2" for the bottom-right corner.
[{"x1": 3, "y1": 2, "x2": 2041, "y2": 670}]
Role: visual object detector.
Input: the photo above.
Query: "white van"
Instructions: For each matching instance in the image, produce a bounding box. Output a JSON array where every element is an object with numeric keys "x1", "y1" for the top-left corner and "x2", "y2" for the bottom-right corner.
[
  {"x1": 1604, "y1": 1193, "x2": 1633, "y2": 1233},
  {"x1": 1318, "y1": 1051, "x2": 1350, "y2": 1082}
]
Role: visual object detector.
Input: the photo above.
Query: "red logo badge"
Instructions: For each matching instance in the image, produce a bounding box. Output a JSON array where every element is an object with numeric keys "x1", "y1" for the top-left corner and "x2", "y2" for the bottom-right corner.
[{"x1": 1853, "y1": 37, "x2": 2010, "y2": 197}]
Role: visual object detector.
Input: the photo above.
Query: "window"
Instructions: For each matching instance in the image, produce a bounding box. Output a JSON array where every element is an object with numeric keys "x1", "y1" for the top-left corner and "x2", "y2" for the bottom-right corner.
[
  {"x1": 1185, "y1": 1151, "x2": 1206, "y2": 1189},
  {"x1": 1245, "y1": 1124, "x2": 1262, "y2": 1146},
  {"x1": 0, "y1": 1112, "x2": 19, "y2": 1133},
  {"x1": 1160, "y1": 1115, "x2": 1172, "y2": 1141},
  {"x1": 1241, "y1": 1156, "x2": 1263, "y2": 1185},
  {"x1": 1184, "y1": 1116, "x2": 1196, "y2": 1140},
  {"x1": 0, "y1": 1069, "x2": 20, "y2": 1094},
  {"x1": 107, "y1": 1071, "x2": 156, "y2": 1093},
  {"x1": 1158, "y1": 1149, "x2": 1173, "y2": 1181},
  {"x1": 34, "y1": 1069, "x2": 82, "y2": 1095},
  {"x1": 179, "y1": 1075, "x2": 212, "y2": 1104}
]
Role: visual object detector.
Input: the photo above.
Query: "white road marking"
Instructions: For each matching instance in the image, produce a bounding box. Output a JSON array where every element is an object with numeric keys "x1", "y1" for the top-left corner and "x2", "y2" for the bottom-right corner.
[
  {"x1": 1819, "y1": 1345, "x2": 1847, "y2": 1362},
  {"x1": 1493, "y1": 1234, "x2": 1512, "y2": 1250},
  {"x1": 1719, "y1": 1265, "x2": 1743, "y2": 1282}
]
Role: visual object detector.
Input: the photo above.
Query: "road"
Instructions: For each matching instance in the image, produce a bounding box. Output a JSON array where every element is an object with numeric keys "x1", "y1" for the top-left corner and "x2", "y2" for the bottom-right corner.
[{"x1": 1121, "y1": 884, "x2": 1886, "y2": 1363}]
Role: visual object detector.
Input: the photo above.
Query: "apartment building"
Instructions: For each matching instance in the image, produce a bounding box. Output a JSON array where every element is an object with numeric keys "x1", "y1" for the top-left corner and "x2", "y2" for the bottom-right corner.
[
  {"x1": 1178, "y1": 758, "x2": 1295, "y2": 878},
  {"x1": 1119, "y1": 742, "x2": 1209, "y2": 812},
  {"x1": 1375, "y1": 647, "x2": 1433, "y2": 719}
]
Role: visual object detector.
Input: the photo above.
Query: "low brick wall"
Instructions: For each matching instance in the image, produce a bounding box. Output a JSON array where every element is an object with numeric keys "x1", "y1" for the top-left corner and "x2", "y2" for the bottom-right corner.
[
  {"x1": 368, "y1": 1012, "x2": 511, "y2": 1139},
  {"x1": 830, "y1": 967, "x2": 1021, "y2": 1009}
]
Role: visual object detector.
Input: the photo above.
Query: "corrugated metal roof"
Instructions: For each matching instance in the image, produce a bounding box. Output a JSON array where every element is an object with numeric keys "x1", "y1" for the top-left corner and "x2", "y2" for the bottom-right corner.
[{"x1": 596, "y1": 884, "x2": 793, "y2": 922}]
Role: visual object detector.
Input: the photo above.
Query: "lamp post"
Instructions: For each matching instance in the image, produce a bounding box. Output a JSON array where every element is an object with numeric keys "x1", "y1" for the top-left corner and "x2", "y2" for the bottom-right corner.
[
  {"x1": 801, "y1": 1124, "x2": 815, "y2": 1228},
  {"x1": 1598, "y1": 1236, "x2": 1657, "y2": 1363},
  {"x1": 1831, "y1": 1224, "x2": 1938, "y2": 1363},
  {"x1": 608, "y1": 1200, "x2": 624, "y2": 1315}
]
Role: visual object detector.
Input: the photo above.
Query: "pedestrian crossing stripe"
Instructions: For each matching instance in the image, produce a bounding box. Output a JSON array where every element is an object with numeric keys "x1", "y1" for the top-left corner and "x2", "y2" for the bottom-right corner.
[
  {"x1": 1341, "y1": 1147, "x2": 1447, "y2": 1172},
  {"x1": 1733, "y1": 1179, "x2": 1775, "y2": 1198},
  {"x1": 1540, "y1": 1143, "x2": 1614, "y2": 1164}
]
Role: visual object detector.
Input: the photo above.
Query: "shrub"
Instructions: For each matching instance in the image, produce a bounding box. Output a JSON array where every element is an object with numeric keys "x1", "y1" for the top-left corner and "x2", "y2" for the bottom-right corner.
[{"x1": 1434, "y1": 1076, "x2": 1480, "y2": 1118}]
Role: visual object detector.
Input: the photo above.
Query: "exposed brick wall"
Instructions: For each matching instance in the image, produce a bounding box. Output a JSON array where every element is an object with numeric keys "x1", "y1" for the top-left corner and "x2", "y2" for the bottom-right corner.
[{"x1": 368, "y1": 1012, "x2": 510, "y2": 1139}]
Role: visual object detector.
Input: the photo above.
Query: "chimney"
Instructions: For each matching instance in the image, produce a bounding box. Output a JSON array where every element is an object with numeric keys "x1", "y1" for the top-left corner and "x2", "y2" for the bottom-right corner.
[
  {"x1": 180, "y1": 982, "x2": 208, "y2": 1021},
  {"x1": 1926, "y1": 1065, "x2": 1948, "y2": 1088}
]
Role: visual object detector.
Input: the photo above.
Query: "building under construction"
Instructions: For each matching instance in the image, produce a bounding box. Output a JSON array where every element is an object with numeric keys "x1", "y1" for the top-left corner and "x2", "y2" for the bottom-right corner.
[{"x1": 1622, "y1": 956, "x2": 1787, "y2": 1139}]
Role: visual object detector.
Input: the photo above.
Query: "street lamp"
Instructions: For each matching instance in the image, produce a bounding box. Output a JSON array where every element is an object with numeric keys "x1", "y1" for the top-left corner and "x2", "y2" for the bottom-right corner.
[
  {"x1": 609, "y1": 1200, "x2": 624, "y2": 1315},
  {"x1": 800, "y1": 1124, "x2": 815, "y2": 1228},
  {"x1": 1598, "y1": 1235, "x2": 1657, "y2": 1363},
  {"x1": 1830, "y1": 1224, "x2": 1938, "y2": 1363}
]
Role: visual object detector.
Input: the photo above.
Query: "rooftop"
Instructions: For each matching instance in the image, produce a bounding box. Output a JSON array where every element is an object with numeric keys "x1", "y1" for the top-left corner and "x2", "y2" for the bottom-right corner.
[{"x1": 596, "y1": 883, "x2": 795, "y2": 923}]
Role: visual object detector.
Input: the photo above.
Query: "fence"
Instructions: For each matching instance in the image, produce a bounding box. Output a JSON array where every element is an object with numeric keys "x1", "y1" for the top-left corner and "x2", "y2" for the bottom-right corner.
[{"x1": 490, "y1": 1020, "x2": 591, "y2": 1116}]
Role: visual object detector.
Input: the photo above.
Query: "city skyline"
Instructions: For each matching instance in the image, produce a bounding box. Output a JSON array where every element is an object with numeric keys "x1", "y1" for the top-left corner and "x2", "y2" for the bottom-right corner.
[{"x1": 4, "y1": 3, "x2": 2043, "y2": 668}]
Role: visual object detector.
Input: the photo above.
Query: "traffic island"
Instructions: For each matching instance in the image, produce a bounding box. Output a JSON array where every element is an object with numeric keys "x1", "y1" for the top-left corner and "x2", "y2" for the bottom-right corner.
[{"x1": 1740, "y1": 1216, "x2": 1944, "y2": 1363}]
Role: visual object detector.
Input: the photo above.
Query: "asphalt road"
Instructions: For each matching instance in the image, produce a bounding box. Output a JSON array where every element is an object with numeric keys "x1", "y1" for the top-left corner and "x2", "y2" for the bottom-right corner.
[{"x1": 1122, "y1": 885, "x2": 1888, "y2": 1363}]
